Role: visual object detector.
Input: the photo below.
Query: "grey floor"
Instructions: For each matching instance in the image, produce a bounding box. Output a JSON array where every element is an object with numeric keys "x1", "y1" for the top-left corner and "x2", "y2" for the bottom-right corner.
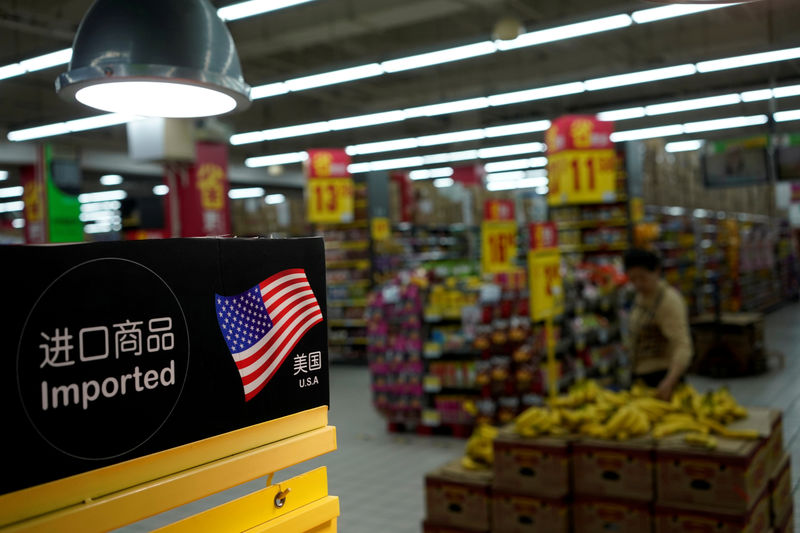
[{"x1": 119, "y1": 302, "x2": 800, "y2": 532}]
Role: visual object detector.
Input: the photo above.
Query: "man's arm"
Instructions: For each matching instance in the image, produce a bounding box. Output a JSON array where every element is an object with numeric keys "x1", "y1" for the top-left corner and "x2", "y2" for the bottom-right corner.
[{"x1": 655, "y1": 291, "x2": 692, "y2": 399}]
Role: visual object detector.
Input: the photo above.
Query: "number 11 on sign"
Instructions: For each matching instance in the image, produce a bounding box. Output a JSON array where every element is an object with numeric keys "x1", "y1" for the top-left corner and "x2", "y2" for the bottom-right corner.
[{"x1": 481, "y1": 221, "x2": 518, "y2": 274}]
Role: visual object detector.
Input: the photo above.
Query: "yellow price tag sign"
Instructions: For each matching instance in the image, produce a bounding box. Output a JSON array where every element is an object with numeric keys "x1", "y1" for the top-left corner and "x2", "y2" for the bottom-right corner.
[
  {"x1": 307, "y1": 177, "x2": 354, "y2": 224},
  {"x1": 371, "y1": 217, "x2": 390, "y2": 241},
  {"x1": 548, "y1": 149, "x2": 617, "y2": 205},
  {"x1": 528, "y1": 249, "x2": 563, "y2": 321},
  {"x1": 481, "y1": 221, "x2": 518, "y2": 274}
]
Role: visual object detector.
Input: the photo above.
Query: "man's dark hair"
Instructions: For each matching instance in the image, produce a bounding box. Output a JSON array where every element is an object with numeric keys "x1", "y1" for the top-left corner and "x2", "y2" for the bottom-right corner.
[{"x1": 624, "y1": 248, "x2": 661, "y2": 272}]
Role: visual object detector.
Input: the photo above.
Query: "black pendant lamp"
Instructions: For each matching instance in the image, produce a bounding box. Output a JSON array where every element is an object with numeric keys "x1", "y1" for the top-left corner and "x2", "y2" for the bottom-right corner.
[{"x1": 56, "y1": 0, "x2": 251, "y2": 118}]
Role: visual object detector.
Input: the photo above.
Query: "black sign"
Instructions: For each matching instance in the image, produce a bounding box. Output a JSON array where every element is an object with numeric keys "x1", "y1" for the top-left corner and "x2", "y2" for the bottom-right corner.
[{"x1": 2, "y1": 237, "x2": 329, "y2": 495}]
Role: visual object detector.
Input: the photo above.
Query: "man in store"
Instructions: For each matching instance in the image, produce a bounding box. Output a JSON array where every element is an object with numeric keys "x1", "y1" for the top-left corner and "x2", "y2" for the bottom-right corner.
[{"x1": 624, "y1": 248, "x2": 692, "y2": 401}]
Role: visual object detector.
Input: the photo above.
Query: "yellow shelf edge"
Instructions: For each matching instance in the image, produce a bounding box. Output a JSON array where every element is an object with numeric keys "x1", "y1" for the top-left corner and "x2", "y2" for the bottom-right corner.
[
  {"x1": 244, "y1": 496, "x2": 340, "y2": 533},
  {"x1": 154, "y1": 467, "x2": 330, "y2": 533},
  {"x1": 0, "y1": 406, "x2": 328, "y2": 529},
  {"x1": 3, "y1": 426, "x2": 337, "y2": 533}
]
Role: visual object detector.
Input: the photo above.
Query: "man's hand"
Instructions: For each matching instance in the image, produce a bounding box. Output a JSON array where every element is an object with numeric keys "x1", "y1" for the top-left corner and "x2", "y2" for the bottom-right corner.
[{"x1": 656, "y1": 379, "x2": 675, "y2": 401}]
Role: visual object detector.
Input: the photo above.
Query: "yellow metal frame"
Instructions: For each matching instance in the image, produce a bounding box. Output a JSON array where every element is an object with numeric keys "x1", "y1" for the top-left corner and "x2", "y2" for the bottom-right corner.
[{"x1": 0, "y1": 406, "x2": 338, "y2": 533}]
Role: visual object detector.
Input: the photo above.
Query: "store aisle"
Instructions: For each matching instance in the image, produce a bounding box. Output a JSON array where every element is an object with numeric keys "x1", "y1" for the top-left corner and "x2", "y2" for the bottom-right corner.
[{"x1": 120, "y1": 303, "x2": 800, "y2": 532}]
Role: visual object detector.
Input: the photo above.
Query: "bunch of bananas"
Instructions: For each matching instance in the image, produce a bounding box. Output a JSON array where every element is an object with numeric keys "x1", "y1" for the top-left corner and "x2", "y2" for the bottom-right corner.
[
  {"x1": 461, "y1": 424, "x2": 499, "y2": 470},
  {"x1": 511, "y1": 381, "x2": 756, "y2": 446}
]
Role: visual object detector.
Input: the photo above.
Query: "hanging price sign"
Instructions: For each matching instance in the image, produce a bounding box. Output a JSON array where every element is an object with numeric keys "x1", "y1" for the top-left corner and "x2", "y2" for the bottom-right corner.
[
  {"x1": 528, "y1": 249, "x2": 563, "y2": 321},
  {"x1": 307, "y1": 177, "x2": 354, "y2": 223},
  {"x1": 546, "y1": 115, "x2": 616, "y2": 206},
  {"x1": 371, "y1": 216, "x2": 390, "y2": 241},
  {"x1": 548, "y1": 149, "x2": 617, "y2": 205},
  {"x1": 481, "y1": 221, "x2": 518, "y2": 274}
]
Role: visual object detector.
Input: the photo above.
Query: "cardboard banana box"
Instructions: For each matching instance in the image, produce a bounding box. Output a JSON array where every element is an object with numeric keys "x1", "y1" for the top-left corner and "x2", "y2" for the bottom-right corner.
[
  {"x1": 572, "y1": 436, "x2": 655, "y2": 501},
  {"x1": 572, "y1": 495, "x2": 652, "y2": 533},
  {"x1": 654, "y1": 487, "x2": 770, "y2": 533},
  {"x1": 425, "y1": 460, "x2": 493, "y2": 531},
  {"x1": 770, "y1": 454, "x2": 793, "y2": 529},
  {"x1": 491, "y1": 491, "x2": 570, "y2": 533},
  {"x1": 492, "y1": 425, "x2": 572, "y2": 498}
]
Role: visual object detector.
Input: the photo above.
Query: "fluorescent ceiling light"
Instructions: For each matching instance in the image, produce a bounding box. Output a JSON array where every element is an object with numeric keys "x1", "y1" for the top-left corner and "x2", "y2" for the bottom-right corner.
[
  {"x1": 775, "y1": 110, "x2": 800, "y2": 123},
  {"x1": 487, "y1": 82, "x2": 585, "y2": 106},
  {"x1": 67, "y1": 113, "x2": 134, "y2": 132},
  {"x1": 347, "y1": 138, "x2": 418, "y2": 156},
  {"x1": 0, "y1": 200, "x2": 25, "y2": 213},
  {"x1": 682, "y1": 114, "x2": 767, "y2": 134},
  {"x1": 0, "y1": 170, "x2": 8, "y2": 181},
  {"x1": 228, "y1": 187, "x2": 265, "y2": 199},
  {"x1": 697, "y1": 47, "x2": 800, "y2": 73},
  {"x1": 645, "y1": 93, "x2": 741, "y2": 116},
  {"x1": 81, "y1": 200, "x2": 121, "y2": 212},
  {"x1": 217, "y1": 0, "x2": 315, "y2": 21},
  {"x1": 347, "y1": 162, "x2": 371, "y2": 174},
  {"x1": 478, "y1": 142, "x2": 545, "y2": 159},
  {"x1": 597, "y1": 107, "x2": 646, "y2": 122},
  {"x1": 774, "y1": 84, "x2": 800, "y2": 98},
  {"x1": 631, "y1": 4, "x2": 731, "y2": 24},
  {"x1": 84, "y1": 222, "x2": 117, "y2": 234},
  {"x1": 8, "y1": 123, "x2": 70, "y2": 142},
  {"x1": 153, "y1": 185, "x2": 169, "y2": 196},
  {"x1": 484, "y1": 157, "x2": 547, "y2": 173},
  {"x1": 265, "y1": 194, "x2": 286, "y2": 205},
  {"x1": 484, "y1": 120, "x2": 550, "y2": 138},
  {"x1": 496, "y1": 14, "x2": 632, "y2": 51},
  {"x1": 286, "y1": 63, "x2": 383, "y2": 91},
  {"x1": 250, "y1": 82, "x2": 289, "y2": 99},
  {"x1": 19, "y1": 48, "x2": 73, "y2": 72},
  {"x1": 229, "y1": 131, "x2": 268, "y2": 145},
  {"x1": 665, "y1": 140, "x2": 703, "y2": 153},
  {"x1": 79, "y1": 190, "x2": 128, "y2": 203},
  {"x1": 12, "y1": 218, "x2": 24, "y2": 229},
  {"x1": 405, "y1": 97, "x2": 489, "y2": 118},
  {"x1": 245, "y1": 151, "x2": 309, "y2": 168},
  {"x1": 0, "y1": 64, "x2": 26, "y2": 81},
  {"x1": 486, "y1": 171, "x2": 527, "y2": 182},
  {"x1": 433, "y1": 178, "x2": 455, "y2": 188},
  {"x1": 381, "y1": 42, "x2": 497, "y2": 73},
  {"x1": 368, "y1": 156, "x2": 425, "y2": 172},
  {"x1": 328, "y1": 110, "x2": 406, "y2": 131},
  {"x1": 585, "y1": 64, "x2": 696, "y2": 91},
  {"x1": 535, "y1": 186, "x2": 549, "y2": 195},
  {"x1": 409, "y1": 167, "x2": 454, "y2": 180},
  {"x1": 423, "y1": 150, "x2": 478, "y2": 165},
  {"x1": 79, "y1": 211, "x2": 121, "y2": 223},
  {"x1": 0, "y1": 186, "x2": 24, "y2": 198},
  {"x1": 610, "y1": 125, "x2": 684, "y2": 142},
  {"x1": 100, "y1": 174, "x2": 123, "y2": 186},
  {"x1": 264, "y1": 121, "x2": 332, "y2": 140},
  {"x1": 417, "y1": 129, "x2": 485, "y2": 146},
  {"x1": 740, "y1": 88, "x2": 774, "y2": 102}
]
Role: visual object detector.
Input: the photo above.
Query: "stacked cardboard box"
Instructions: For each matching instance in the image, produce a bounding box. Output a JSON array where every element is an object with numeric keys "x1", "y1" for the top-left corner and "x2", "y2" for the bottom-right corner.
[
  {"x1": 654, "y1": 407, "x2": 788, "y2": 533},
  {"x1": 492, "y1": 429, "x2": 571, "y2": 533},
  {"x1": 424, "y1": 406, "x2": 789, "y2": 532}
]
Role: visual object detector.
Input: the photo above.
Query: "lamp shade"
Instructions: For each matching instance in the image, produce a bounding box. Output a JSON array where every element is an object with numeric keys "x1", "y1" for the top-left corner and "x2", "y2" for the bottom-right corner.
[{"x1": 56, "y1": 0, "x2": 251, "y2": 118}]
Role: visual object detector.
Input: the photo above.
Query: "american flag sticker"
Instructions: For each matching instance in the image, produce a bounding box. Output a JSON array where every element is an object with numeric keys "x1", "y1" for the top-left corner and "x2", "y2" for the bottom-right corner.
[{"x1": 215, "y1": 269, "x2": 324, "y2": 401}]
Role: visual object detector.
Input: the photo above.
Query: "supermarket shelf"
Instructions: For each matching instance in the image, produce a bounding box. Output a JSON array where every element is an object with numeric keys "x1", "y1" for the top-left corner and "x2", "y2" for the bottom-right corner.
[
  {"x1": 327, "y1": 279, "x2": 371, "y2": 288},
  {"x1": 324, "y1": 240, "x2": 369, "y2": 251},
  {"x1": 328, "y1": 337, "x2": 368, "y2": 345},
  {"x1": 328, "y1": 319, "x2": 367, "y2": 328},
  {"x1": 555, "y1": 218, "x2": 629, "y2": 229},
  {"x1": 326, "y1": 259, "x2": 370, "y2": 270},
  {"x1": 559, "y1": 242, "x2": 629, "y2": 253},
  {"x1": 327, "y1": 299, "x2": 367, "y2": 307},
  {"x1": 550, "y1": 195, "x2": 628, "y2": 207}
]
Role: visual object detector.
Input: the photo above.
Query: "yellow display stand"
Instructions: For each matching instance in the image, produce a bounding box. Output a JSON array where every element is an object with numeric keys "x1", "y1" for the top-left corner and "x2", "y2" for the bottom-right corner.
[{"x1": 0, "y1": 406, "x2": 338, "y2": 532}]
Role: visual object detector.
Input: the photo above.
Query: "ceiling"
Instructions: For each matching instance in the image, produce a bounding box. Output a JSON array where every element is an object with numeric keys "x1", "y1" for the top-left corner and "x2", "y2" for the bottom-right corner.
[{"x1": 0, "y1": 0, "x2": 799, "y2": 190}]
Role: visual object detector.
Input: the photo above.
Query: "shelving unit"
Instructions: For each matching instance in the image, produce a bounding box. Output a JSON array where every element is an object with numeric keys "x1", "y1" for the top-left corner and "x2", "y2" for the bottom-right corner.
[{"x1": 319, "y1": 181, "x2": 371, "y2": 364}]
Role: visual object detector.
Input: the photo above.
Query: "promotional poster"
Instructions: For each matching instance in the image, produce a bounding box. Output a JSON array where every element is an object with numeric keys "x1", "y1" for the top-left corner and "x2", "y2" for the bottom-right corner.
[{"x1": 1, "y1": 237, "x2": 329, "y2": 495}]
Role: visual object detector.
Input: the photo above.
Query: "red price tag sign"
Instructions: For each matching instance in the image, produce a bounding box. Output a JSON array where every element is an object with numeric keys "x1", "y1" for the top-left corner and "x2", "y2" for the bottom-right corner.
[
  {"x1": 484, "y1": 199, "x2": 515, "y2": 221},
  {"x1": 307, "y1": 177, "x2": 354, "y2": 223},
  {"x1": 306, "y1": 149, "x2": 350, "y2": 178},
  {"x1": 529, "y1": 222, "x2": 558, "y2": 251},
  {"x1": 481, "y1": 221, "x2": 518, "y2": 274},
  {"x1": 548, "y1": 149, "x2": 617, "y2": 205},
  {"x1": 528, "y1": 249, "x2": 563, "y2": 321}
]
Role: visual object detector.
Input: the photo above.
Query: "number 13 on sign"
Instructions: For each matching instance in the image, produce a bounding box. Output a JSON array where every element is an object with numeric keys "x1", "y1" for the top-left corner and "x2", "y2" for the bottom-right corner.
[{"x1": 307, "y1": 177, "x2": 354, "y2": 223}]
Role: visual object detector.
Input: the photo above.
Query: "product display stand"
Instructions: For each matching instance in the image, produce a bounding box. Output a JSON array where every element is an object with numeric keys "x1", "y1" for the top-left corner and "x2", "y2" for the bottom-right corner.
[{"x1": 0, "y1": 407, "x2": 338, "y2": 533}]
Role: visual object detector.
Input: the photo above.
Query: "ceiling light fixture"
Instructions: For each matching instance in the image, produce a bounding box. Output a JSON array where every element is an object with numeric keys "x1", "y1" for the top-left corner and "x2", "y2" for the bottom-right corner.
[
  {"x1": 12, "y1": 218, "x2": 25, "y2": 229},
  {"x1": 56, "y1": 0, "x2": 251, "y2": 118},
  {"x1": 597, "y1": 107, "x2": 646, "y2": 121},
  {"x1": 645, "y1": 93, "x2": 741, "y2": 115},
  {"x1": 0, "y1": 201, "x2": 25, "y2": 213},
  {"x1": 665, "y1": 140, "x2": 703, "y2": 152},
  {"x1": 0, "y1": 186, "x2": 24, "y2": 199},
  {"x1": 496, "y1": 14, "x2": 632, "y2": 51},
  {"x1": 773, "y1": 109, "x2": 800, "y2": 123},
  {"x1": 100, "y1": 174, "x2": 123, "y2": 186},
  {"x1": 81, "y1": 200, "x2": 122, "y2": 212},
  {"x1": 78, "y1": 190, "x2": 128, "y2": 203},
  {"x1": 285, "y1": 63, "x2": 384, "y2": 91},
  {"x1": 382, "y1": 42, "x2": 497, "y2": 73},
  {"x1": 585, "y1": 64, "x2": 697, "y2": 91},
  {"x1": 0, "y1": 170, "x2": 8, "y2": 181},
  {"x1": 153, "y1": 185, "x2": 170, "y2": 196},
  {"x1": 696, "y1": 46, "x2": 800, "y2": 73},
  {"x1": 433, "y1": 178, "x2": 455, "y2": 188},
  {"x1": 265, "y1": 194, "x2": 286, "y2": 205},
  {"x1": 244, "y1": 151, "x2": 309, "y2": 168},
  {"x1": 631, "y1": 3, "x2": 731, "y2": 24},
  {"x1": 228, "y1": 187, "x2": 265, "y2": 199},
  {"x1": 408, "y1": 167, "x2": 455, "y2": 180}
]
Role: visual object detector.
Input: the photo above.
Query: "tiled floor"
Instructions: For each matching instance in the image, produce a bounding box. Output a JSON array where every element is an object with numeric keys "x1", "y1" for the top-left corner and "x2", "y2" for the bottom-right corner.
[{"x1": 120, "y1": 302, "x2": 800, "y2": 532}]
